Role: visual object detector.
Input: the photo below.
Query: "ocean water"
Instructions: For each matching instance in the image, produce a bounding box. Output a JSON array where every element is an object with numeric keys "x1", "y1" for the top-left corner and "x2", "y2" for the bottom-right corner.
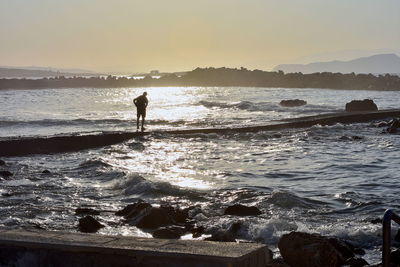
[{"x1": 1, "y1": 86, "x2": 400, "y2": 263}]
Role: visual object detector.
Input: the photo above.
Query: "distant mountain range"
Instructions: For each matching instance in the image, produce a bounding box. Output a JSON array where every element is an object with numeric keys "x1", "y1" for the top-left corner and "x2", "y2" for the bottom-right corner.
[
  {"x1": 0, "y1": 66, "x2": 99, "y2": 78},
  {"x1": 273, "y1": 54, "x2": 400, "y2": 74}
]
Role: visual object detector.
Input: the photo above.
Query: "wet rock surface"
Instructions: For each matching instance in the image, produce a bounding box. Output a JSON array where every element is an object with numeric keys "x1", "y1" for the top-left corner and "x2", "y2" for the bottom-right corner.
[
  {"x1": 224, "y1": 204, "x2": 262, "y2": 216},
  {"x1": 0, "y1": 170, "x2": 13, "y2": 178},
  {"x1": 345, "y1": 99, "x2": 378, "y2": 112},
  {"x1": 78, "y1": 216, "x2": 105, "y2": 233},
  {"x1": 280, "y1": 99, "x2": 307, "y2": 107},
  {"x1": 278, "y1": 232, "x2": 367, "y2": 267}
]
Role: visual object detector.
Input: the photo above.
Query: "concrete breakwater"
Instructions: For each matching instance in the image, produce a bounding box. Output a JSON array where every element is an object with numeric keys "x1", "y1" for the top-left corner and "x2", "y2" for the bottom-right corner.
[
  {"x1": 0, "y1": 228, "x2": 271, "y2": 267},
  {"x1": 1, "y1": 109, "x2": 400, "y2": 157}
]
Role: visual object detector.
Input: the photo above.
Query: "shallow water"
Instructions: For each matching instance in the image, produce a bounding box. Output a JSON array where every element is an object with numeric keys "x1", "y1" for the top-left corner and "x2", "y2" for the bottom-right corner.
[{"x1": 1, "y1": 86, "x2": 400, "y2": 264}]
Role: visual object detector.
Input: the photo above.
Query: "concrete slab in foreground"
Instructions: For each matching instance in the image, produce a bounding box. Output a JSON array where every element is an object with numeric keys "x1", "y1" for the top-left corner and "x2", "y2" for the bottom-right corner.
[{"x1": 0, "y1": 228, "x2": 272, "y2": 267}]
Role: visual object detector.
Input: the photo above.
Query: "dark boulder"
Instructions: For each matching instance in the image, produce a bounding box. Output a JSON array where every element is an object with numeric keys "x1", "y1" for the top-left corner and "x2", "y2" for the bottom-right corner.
[
  {"x1": 205, "y1": 230, "x2": 236, "y2": 242},
  {"x1": 160, "y1": 204, "x2": 189, "y2": 223},
  {"x1": 191, "y1": 226, "x2": 205, "y2": 238},
  {"x1": 75, "y1": 208, "x2": 100, "y2": 216},
  {"x1": 280, "y1": 99, "x2": 307, "y2": 107},
  {"x1": 152, "y1": 226, "x2": 186, "y2": 239},
  {"x1": 370, "y1": 218, "x2": 381, "y2": 224},
  {"x1": 127, "y1": 207, "x2": 175, "y2": 229},
  {"x1": 224, "y1": 204, "x2": 262, "y2": 216},
  {"x1": 42, "y1": 170, "x2": 51, "y2": 174},
  {"x1": 0, "y1": 171, "x2": 13, "y2": 178},
  {"x1": 278, "y1": 232, "x2": 352, "y2": 267},
  {"x1": 78, "y1": 216, "x2": 105, "y2": 233},
  {"x1": 344, "y1": 257, "x2": 369, "y2": 267},
  {"x1": 387, "y1": 119, "x2": 400, "y2": 134},
  {"x1": 115, "y1": 201, "x2": 152, "y2": 218},
  {"x1": 390, "y1": 248, "x2": 400, "y2": 265},
  {"x1": 0, "y1": 159, "x2": 5, "y2": 166},
  {"x1": 345, "y1": 99, "x2": 378, "y2": 112}
]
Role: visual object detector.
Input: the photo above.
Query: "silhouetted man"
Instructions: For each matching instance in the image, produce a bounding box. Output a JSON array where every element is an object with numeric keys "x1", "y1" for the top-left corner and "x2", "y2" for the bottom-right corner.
[{"x1": 133, "y1": 92, "x2": 148, "y2": 131}]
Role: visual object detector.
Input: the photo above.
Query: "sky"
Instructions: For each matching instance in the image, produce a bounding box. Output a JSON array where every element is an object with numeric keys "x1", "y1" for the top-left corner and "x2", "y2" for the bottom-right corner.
[{"x1": 0, "y1": 0, "x2": 399, "y2": 73}]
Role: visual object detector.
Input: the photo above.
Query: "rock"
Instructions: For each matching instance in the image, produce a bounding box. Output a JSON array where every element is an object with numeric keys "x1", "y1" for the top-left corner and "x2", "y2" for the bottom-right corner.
[
  {"x1": 224, "y1": 204, "x2": 262, "y2": 216},
  {"x1": 0, "y1": 159, "x2": 5, "y2": 166},
  {"x1": 390, "y1": 119, "x2": 400, "y2": 129},
  {"x1": 42, "y1": 170, "x2": 51, "y2": 174},
  {"x1": 390, "y1": 248, "x2": 400, "y2": 265},
  {"x1": 75, "y1": 208, "x2": 100, "y2": 216},
  {"x1": 351, "y1": 136, "x2": 363, "y2": 140},
  {"x1": 387, "y1": 127, "x2": 397, "y2": 134},
  {"x1": 0, "y1": 171, "x2": 13, "y2": 178},
  {"x1": 327, "y1": 237, "x2": 355, "y2": 259},
  {"x1": 370, "y1": 218, "x2": 381, "y2": 224},
  {"x1": 205, "y1": 230, "x2": 236, "y2": 242},
  {"x1": 280, "y1": 99, "x2": 307, "y2": 107},
  {"x1": 266, "y1": 258, "x2": 291, "y2": 267},
  {"x1": 345, "y1": 257, "x2": 369, "y2": 267},
  {"x1": 191, "y1": 226, "x2": 205, "y2": 238},
  {"x1": 152, "y1": 226, "x2": 185, "y2": 239},
  {"x1": 160, "y1": 204, "x2": 189, "y2": 223},
  {"x1": 278, "y1": 232, "x2": 348, "y2": 267},
  {"x1": 127, "y1": 207, "x2": 175, "y2": 229},
  {"x1": 78, "y1": 216, "x2": 104, "y2": 233},
  {"x1": 115, "y1": 200, "x2": 152, "y2": 217},
  {"x1": 377, "y1": 121, "x2": 389, "y2": 127},
  {"x1": 345, "y1": 99, "x2": 378, "y2": 112}
]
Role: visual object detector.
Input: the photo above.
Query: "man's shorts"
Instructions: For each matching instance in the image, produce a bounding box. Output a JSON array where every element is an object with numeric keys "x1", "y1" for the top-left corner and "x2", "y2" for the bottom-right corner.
[{"x1": 137, "y1": 108, "x2": 146, "y2": 117}]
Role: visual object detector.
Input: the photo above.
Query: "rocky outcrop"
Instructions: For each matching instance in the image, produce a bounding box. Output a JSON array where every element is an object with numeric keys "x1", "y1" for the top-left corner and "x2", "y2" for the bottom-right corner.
[
  {"x1": 224, "y1": 204, "x2": 262, "y2": 216},
  {"x1": 278, "y1": 232, "x2": 365, "y2": 267},
  {"x1": 152, "y1": 226, "x2": 186, "y2": 239},
  {"x1": 116, "y1": 201, "x2": 190, "y2": 229},
  {"x1": 78, "y1": 216, "x2": 105, "y2": 233},
  {"x1": 280, "y1": 99, "x2": 307, "y2": 107},
  {"x1": 0, "y1": 170, "x2": 13, "y2": 178},
  {"x1": 345, "y1": 99, "x2": 378, "y2": 112},
  {"x1": 0, "y1": 159, "x2": 5, "y2": 166}
]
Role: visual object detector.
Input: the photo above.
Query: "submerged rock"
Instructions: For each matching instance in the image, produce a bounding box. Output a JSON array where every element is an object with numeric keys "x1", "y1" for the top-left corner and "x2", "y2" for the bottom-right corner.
[
  {"x1": 152, "y1": 226, "x2": 186, "y2": 239},
  {"x1": 115, "y1": 201, "x2": 152, "y2": 218},
  {"x1": 78, "y1": 216, "x2": 105, "y2": 233},
  {"x1": 224, "y1": 204, "x2": 262, "y2": 216},
  {"x1": 42, "y1": 169, "x2": 51, "y2": 174},
  {"x1": 75, "y1": 207, "x2": 100, "y2": 216},
  {"x1": 278, "y1": 232, "x2": 358, "y2": 267},
  {"x1": 0, "y1": 170, "x2": 13, "y2": 178},
  {"x1": 345, "y1": 99, "x2": 378, "y2": 112},
  {"x1": 344, "y1": 257, "x2": 369, "y2": 267},
  {"x1": 280, "y1": 99, "x2": 307, "y2": 107},
  {"x1": 387, "y1": 118, "x2": 400, "y2": 134},
  {"x1": 127, "y1": 207, "x2": 175, "y2": 229},
  {"x1": 0, "y1": 159, "x2": 5, "y2": 166},
  {"x1": 205, "y1": 230, "x2": 236, "y2": 242},
  {"x1": 190, "y1": 226, "x2": 205, "y2": 238}
]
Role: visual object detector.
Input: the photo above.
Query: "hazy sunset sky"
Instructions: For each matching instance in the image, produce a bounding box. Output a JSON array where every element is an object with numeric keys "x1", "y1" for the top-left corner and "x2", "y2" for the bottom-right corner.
[{"x1": 1, "y1": 0, "x2": 399, "y2": 73}]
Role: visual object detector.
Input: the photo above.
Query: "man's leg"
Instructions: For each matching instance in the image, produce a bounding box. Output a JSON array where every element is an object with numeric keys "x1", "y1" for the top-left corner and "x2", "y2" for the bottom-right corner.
[
  {"x1": 141, "y1": 116, "x2": 145, "y2": 131},
  {"x1": 136, "y1": 114, "x2": 140, "y2": 130}
]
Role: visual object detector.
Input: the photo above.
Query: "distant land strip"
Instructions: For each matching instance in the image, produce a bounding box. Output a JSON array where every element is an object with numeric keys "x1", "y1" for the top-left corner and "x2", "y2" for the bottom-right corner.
[
  {"x1": 1, "y1": 109, "x2": 399, "y2": 157},
  {"x1": 0, "y1": 67, "x2": 399, "y2": 91}
]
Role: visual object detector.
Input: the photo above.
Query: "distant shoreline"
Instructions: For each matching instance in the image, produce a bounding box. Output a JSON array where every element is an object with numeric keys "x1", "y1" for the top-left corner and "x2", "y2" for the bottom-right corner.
[{"x1": 0, "y1": 67, "x2": 399, "y2": 91}]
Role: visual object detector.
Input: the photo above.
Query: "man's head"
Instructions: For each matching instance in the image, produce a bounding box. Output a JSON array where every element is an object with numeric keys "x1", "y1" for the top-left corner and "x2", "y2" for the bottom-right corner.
[{"x1": 143, "y1": 92, "x2": 147, "y2": 96}]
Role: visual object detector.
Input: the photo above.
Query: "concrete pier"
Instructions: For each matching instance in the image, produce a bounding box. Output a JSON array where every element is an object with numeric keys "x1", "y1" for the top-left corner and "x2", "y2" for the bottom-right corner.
[
  {"x1": 0, "y1": 228, "x2": 272, "y2": 267},
  {"x1": 2, "y1": 109, "x2": 399, "y2": 157}
]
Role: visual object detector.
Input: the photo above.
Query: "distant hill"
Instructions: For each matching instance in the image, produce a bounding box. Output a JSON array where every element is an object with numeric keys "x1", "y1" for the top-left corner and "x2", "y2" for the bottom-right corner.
[
  {"x1": 273, "y1": 54, "x2": 400, "y2": 74},
  {"x1": 0, "y1": 66, "x2": 99, "y2": 78}
]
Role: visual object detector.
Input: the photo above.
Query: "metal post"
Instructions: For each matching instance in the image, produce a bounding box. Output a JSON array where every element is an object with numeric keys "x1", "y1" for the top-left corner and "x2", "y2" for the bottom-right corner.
[{"x1": 383, "y1": 209, "x2": 393, "y2": 267}]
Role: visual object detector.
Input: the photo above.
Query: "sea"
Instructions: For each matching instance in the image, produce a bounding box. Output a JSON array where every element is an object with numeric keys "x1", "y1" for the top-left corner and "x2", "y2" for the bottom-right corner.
[{"x1": 1, "y1": 86, "x2": 400, "y2": 264}]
